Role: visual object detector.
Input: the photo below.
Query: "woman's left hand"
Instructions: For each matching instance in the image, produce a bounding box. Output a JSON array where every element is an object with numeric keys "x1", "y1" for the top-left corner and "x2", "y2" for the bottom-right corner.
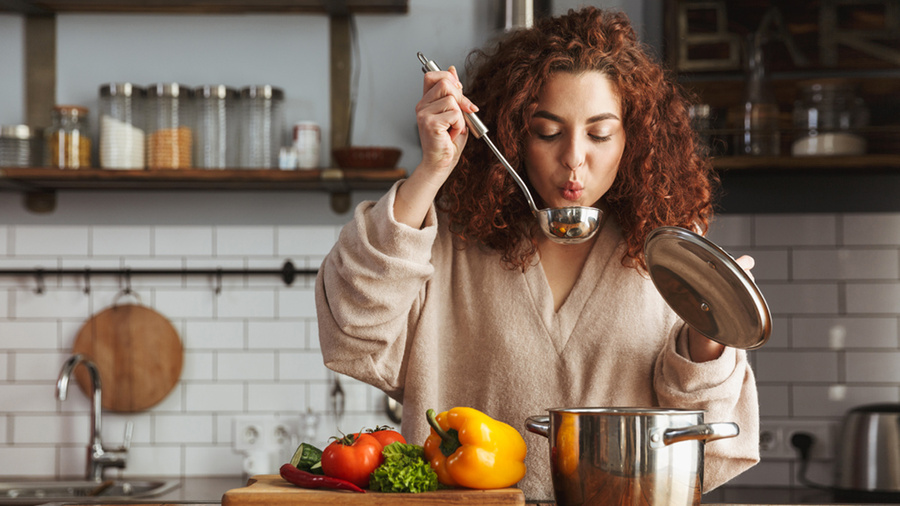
[{"x1": 687, "y1": 255, "x2": 756, "y2": 362}]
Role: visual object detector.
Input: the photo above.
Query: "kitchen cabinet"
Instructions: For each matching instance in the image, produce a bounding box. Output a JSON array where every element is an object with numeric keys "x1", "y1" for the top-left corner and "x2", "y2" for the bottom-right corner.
[
  {"x1": 0, "y1": 0, "x2": 409, "y2": 213},
  {"x1": 664, "y1": 0, "x2": 900, "y2": 214}
]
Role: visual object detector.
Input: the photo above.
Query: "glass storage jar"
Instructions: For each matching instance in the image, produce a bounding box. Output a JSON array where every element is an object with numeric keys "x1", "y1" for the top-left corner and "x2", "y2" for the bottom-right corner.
[
  {"x1": 792, "y1": 79, "x2": 869, "y2": 156},
  {"x1": 146, "y1": 82, "x2": 193, "y2": 169},
  {"x1": 194, "y1": 84, "x2": 238, "y2": 169},
  {"x1": 736, "y1": 33, "x2": 780, "y2": 156},
  {"x1": 239, "y1": 85, "x2": 284, "y2": 169},
  {"x1": 46, "y1": 105, "x2": 92, "y2": 169},
  {"x1": 0, "y1": 125, "x2": 40, "y2": 167},
  {"x1": 99, "y1": 82, "x2": 146, "y2": 170}
]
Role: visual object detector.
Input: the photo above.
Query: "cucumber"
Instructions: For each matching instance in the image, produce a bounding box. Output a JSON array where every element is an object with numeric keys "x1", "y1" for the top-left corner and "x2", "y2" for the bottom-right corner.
[{"x1": 289, "y1": 443, "x2": 324, "y2": 475}]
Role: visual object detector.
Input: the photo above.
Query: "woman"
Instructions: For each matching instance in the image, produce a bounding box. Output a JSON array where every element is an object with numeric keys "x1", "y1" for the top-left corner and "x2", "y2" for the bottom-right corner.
[{"x1": 316, "y1": 7, "x2": 759, "y2": 500}]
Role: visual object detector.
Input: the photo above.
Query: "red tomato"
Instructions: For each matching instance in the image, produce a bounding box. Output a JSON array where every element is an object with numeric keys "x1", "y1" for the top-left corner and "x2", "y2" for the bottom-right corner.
[
  {"x1": 368, "y1": 427, "x2": 406, "y2": 447},
  {"x1": 321, "y1": 433, "x2": 384, "y2": 488}
]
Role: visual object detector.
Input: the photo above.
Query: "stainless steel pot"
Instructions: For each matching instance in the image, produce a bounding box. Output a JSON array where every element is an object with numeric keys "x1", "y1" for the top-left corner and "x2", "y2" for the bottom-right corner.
[
  {"x1": 834, "y1": 404, "x2": 900, "y2": 498},
  {"x1": 525, "y1": 408, "x2": 739, "y2": 506}
]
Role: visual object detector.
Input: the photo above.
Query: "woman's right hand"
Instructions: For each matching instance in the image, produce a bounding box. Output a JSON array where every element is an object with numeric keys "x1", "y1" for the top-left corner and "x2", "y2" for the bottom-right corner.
[
  {"x1": 415, "y1": 65, "x2": 478, "y2": 182},
  {"x1": 395, "y1": 65, "x2": 479, "y2": 229}
]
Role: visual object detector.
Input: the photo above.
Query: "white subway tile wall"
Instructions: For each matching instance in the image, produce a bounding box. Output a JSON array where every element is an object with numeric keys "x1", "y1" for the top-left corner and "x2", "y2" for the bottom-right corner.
[
  {"x1": 0, "y1": 223, "x2": 397, "y2": 479},
  {"x1": 0, "y1": 214, "x2": 898, "y2": 485},
  {"x1": 707, "y1": 213, "x2": 900, "y2": 487}
]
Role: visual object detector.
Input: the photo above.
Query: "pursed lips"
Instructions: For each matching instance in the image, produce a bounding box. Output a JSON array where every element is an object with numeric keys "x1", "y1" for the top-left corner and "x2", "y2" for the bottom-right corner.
[{"x1": 561, "y1": 181, "x2": 584, "y2": 201}]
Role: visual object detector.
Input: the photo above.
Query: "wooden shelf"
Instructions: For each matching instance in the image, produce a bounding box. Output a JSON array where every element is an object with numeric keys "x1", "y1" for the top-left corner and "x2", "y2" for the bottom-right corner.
[
  {"x1": 0, "y1": 167, "x2": 406, "y2": 213},
  {"x1": 712, "y1": 154, "x2": 900, "y2": 171},
  {"x1": 711, "y1": 156, "x2": 900, "y2": 214},
  {"x1": 0, "y1": 0, "x2": 408, "y2": 14}
]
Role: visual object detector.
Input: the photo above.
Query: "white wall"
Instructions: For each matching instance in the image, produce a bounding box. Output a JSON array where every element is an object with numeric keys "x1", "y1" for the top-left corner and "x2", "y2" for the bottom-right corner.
[{"x1": 0, "y1": 15, "x2": 24, "y2": 124}]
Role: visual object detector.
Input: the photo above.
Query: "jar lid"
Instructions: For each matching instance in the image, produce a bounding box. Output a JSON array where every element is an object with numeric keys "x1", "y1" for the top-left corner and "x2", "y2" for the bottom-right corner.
[
  {"x1": 644, "y1": 226, "x2": 772, "y2": 350},
  {"x1": 240, "y1": 85, "x2": 284, "y2": 101},
  {"x1": 0, "y1": 124, "x2": 36, "y2": 139},
  {"x1": 194, "y1": 84, "x2": 238, "y2": 99},
  {"x1": 99, "y1": 82, "x2": 146, "y2": 97},
  {"x1": 148, "y1": 83, "x2": 193, "y2": 98},
  {"x1": 53, "y1": 105, "x2": 89, "y2": 117}
]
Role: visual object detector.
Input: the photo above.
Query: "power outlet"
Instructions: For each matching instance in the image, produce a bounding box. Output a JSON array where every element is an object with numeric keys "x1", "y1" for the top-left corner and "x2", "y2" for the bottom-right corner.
[
  {"x1": 233, "y1": 416, "x2": 298, "y2": 452},
  {"x1": 272, "y1": 420, "x2": 294, "y2": 447},
  {"x1": 759, "y1": 420, "x2": 834, "y2": 460},
  {"x1": 233, "y1": 416, "x2": 266, "y2": 451}
]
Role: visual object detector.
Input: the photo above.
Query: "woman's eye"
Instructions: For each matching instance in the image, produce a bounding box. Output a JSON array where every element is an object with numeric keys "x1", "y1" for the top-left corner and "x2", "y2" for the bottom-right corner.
[
  {"x1": 535, "y1": 131, "x2": 560, "y2": 140},
  {"x1": 590, "y1": 133, "x2": 612, "y2": 142}
]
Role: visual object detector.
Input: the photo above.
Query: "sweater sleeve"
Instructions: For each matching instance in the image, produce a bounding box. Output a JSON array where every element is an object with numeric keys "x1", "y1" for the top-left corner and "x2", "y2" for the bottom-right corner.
[
  {"x1": 653, "y1": 325, "x2": 760, "y2": 491},
  {"x1": 315, "y1": 181, "x2": 438, "y2": 397}
]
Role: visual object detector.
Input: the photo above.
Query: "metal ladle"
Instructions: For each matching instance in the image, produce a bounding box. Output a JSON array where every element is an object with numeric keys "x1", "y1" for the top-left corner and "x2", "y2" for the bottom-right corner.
[{"x1": 417, "y1": 52, "x2": 602, "y2": 244}]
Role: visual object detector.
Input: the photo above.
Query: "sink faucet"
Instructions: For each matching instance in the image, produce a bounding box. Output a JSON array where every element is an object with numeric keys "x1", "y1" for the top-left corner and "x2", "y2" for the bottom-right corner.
[{"x1": 57, "y1": 354, "x2": 133, "y2": 482}]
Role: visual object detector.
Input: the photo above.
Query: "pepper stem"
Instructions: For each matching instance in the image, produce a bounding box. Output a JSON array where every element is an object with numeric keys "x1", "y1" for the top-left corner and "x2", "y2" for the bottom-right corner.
[{"x1": 426, "y1": 408, "x2": 461, "y2": 457}]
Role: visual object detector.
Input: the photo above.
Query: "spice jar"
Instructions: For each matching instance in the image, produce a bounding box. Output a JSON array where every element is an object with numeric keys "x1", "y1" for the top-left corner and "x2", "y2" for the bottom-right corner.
[
  {"x1": 0, "y1": 125, "x2": 40, "y2": 167},
  {"x1": 99, "y1": 82, "x2": 146, "y2": 170},
  {"x1": 146, "y1": 83, "x2": 193, "y2": 169},
  {"x1": 239, "y1": 85, "x2": 284, "y2": 169},
  {"x1": 292, "y1": 121, "x2": 320, "y2": 169},
  {"x1": 791, "y1": 79, "x2": 869, "y2": 156},
  {"x1": 194, "y1": 84, "x2": 238, "y2": 169},
  {"x1": 46, "y1": 105, "x2": 92, "y2": 169}
]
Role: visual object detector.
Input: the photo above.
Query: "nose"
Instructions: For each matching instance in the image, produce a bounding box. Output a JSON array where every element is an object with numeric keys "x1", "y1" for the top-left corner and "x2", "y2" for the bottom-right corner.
[{"x1": 561, "y1": 134, "x2": 586, "y2": 171}]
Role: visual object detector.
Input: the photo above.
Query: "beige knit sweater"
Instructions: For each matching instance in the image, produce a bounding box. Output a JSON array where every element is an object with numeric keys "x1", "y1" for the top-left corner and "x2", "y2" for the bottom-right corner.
[{"x1": 316, "y1": 182, "x2": 759, "y2": 500}]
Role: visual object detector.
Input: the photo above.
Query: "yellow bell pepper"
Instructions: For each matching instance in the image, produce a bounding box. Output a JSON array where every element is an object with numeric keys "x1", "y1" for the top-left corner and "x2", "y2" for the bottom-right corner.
[{"x1": 423, "y1": 407, "x2": 527, "y2": 489}]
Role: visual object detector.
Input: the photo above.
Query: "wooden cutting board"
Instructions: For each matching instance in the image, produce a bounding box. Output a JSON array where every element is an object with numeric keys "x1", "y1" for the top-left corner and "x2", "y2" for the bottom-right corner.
[
  {"x1": 73, "y1": 303, "x2": 183, "y2": 412},
  {"x1": 221, "y1": 475, "x2": 526, "y2": 506}
]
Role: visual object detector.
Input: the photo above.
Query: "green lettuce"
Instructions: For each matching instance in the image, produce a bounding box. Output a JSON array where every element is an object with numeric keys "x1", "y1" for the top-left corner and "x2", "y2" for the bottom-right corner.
[{"x1": 369, "y1": 442, "x2": 438, "y2": 493}]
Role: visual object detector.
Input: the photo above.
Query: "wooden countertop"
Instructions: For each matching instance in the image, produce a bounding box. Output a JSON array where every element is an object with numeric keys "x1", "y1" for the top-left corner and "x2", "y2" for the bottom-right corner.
[
  {"x1": 25, "y1": 477, "x2": 900, "y2": 506},
  {"x1": 28, "y1": 501, "x2": 900, "y2": 506}
]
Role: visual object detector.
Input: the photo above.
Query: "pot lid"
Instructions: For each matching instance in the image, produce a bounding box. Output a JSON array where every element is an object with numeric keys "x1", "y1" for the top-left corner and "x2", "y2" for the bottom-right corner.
[{"x1": 644, "y1": 226, "x2": 771, "y2": 350}]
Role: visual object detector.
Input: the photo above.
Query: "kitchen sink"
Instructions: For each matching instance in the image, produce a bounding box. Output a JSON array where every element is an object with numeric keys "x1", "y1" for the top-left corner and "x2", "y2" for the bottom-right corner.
[{"x1": 0, "y1": 479, "x2": 179, "y2": 505}]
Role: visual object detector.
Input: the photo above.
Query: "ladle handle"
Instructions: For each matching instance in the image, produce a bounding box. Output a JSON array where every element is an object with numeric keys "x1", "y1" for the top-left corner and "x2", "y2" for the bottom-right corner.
[{"x1": 416, "y1": 52, "x2": 540, "y2": 213}]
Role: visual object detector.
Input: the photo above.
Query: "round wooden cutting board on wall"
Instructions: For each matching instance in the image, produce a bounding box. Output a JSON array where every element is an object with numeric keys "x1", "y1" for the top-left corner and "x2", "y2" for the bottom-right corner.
[{"x1": 73, "y1": 303, "x2": 183, "y2": 412}]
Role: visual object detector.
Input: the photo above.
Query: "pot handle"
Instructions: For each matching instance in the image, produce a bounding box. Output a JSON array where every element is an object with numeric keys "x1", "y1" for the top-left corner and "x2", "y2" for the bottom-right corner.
[
  {"x1": 525, "y1": 416, "x2": 550, "y2": 438},
  {"x1": 650, "y1": 422, "x2": 739, "y2": 449}
]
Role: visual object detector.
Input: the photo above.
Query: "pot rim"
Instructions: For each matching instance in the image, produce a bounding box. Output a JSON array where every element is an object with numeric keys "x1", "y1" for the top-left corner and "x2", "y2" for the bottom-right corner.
[{"x1": 545, "y1": 407, "x2": 705, "y2": 416}]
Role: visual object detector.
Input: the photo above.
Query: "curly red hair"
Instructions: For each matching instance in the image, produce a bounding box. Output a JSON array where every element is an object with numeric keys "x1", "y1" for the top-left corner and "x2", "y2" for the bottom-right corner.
[{"x1": 436, "y1": 7, "x2": 717, "y2": 271}]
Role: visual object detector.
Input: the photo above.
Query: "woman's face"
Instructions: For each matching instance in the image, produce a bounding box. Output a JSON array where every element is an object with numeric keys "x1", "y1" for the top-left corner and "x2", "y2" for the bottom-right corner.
[{"x1": 525, "y1": 71, "x2": 625, "y2": 209}]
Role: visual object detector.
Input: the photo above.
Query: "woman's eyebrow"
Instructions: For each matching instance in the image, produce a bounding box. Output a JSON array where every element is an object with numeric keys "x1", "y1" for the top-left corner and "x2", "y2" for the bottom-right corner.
[{"x1": 533, "y1": 110, "x2": 621, "y2": 123}]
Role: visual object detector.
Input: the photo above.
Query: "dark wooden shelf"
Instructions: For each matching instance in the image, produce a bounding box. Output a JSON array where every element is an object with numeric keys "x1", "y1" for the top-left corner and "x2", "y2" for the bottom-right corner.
[
  {"x1": 713, "y1": 154, "x2": 900, "y2": 171},
  {"x1": 0, "y1": 166, "x2": 404, "y2": 190},
  {"x1": 711, "y1": 156, "x2": 900, "y2": 214},
  {"x1": 0, "y1": 0, "x2": 408, "y2": 14},
  {"x1": 0, "y1": 167, "x2": 406, "y2": 213}
]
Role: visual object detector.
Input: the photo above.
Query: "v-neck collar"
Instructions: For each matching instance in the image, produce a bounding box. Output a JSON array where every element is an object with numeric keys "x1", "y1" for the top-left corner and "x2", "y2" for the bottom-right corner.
[{"x1": 523, "y1": 218, "x2": 619, "y2": 354}]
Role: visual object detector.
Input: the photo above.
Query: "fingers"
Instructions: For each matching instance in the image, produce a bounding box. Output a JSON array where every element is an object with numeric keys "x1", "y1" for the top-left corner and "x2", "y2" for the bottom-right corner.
[
  {"x1": 414, "y1": 64, "x2": 481, "y2": 174},
  {"x1": 417, "y1": 65, "x2": 482, "y2": 152},
  {"x1": 422, "y1": 65, "x2": 460, "y2": 94},
  {"x1": 420, "y1": 66, "x2": 479, "y2": 115},
  {"x1": 417, "y1": 95, "x2": 467, "y2": 141},
  {"x1": 735, "y1": 255, "x2": 756, "y2": 280},
  {"x1": 735, "y1": 255, "x2": 755, "y2": 270}
]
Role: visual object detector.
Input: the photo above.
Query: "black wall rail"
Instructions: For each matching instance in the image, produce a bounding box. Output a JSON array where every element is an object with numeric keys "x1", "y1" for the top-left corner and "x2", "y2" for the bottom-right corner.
[{"x1": 0, "y1": 260, "x2": 316, "y2": 294}]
